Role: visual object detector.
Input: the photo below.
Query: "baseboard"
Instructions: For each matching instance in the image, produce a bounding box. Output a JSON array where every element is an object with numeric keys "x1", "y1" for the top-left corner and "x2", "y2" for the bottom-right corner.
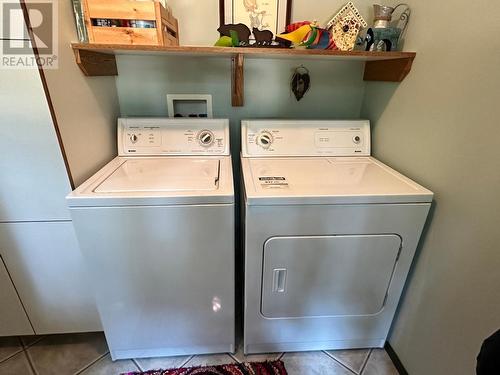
[
  {"x1": 245, "y1": 338, "x2": 385, "y2": 355},
  {"x1": 384, "y1": 342, "x2": 409, "y2": 375}
]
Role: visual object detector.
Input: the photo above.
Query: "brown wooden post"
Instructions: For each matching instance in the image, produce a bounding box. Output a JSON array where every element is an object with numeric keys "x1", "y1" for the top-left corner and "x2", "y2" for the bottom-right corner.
[{"x1": 231, "y1": 53, "x2": 244, "y2": 107}]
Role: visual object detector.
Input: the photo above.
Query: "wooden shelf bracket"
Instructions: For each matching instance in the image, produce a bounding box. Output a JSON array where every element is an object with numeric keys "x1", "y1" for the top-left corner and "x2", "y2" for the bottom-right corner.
[
  {"x1": 231, "y1": 53, "x2": 244, "y2": 107},
  {"x1": 74, "y1": 49, "x2": 118, "y2": 77},
  {"x1": 364, "y1": 55, "x2": 415, "y2": 82}
]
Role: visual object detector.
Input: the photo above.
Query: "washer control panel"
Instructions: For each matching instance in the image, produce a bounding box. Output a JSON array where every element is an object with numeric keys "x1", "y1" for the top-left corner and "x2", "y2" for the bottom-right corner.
[
  {"x1": 242, "y1": 120, "x2": 370, "y2": 157},
  {"x1": 118, "y1": 118, "x2": 230, "y2": 156},
  {"x1": 256, "y1": 131, "x2": 274, "y2": 149},
  {"x1": 197, "y1": 129, "x2": 215, "y2": 147}
]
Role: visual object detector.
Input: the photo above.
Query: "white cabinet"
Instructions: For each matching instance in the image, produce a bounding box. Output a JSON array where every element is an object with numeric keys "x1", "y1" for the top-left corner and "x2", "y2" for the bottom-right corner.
[
  {"x1": 0, "y1": 257, "x2": 34, "y2": 336},
  {"x1": 0, "y1": 11, "x2": 102, "y2": 336},
  {"x1": 0, "y1": 54, "x2": 71, "y2": 222},
  {"x1": 0, "y1": 222, "x2": 102, "y2": 334},
  {"x1": 0, "y1": 0, "x2": 26, "y2": 40}
]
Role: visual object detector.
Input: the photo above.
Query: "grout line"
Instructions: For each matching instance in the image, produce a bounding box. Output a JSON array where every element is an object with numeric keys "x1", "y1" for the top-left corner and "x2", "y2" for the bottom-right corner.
[
  {"x1": 24, "y1": 348, "x2": 39, "y2": 375},
  {"x1": 359, "y1": 349, "x2": 373, "y2": 375},
  {"x1": 73, "y1": 351, "x2": 109, "y2": 375},
  {"x1": 0, "y1": 343, "x2": 23, "y2": 365},
  {"x1": 180, "y1": 355, "x2": 194, "y2": 368},
  {"x1": 20, "y1": 336, "x2": 46, "y2": 350},
  {"x1": 322, "y1": 351, "x2": 358, "y2": 375},
  {"x1": 0, "y1": 350, "x2": 23, "y2": 365},
  {"x1": 228, "y1": 352, "x2": 241, "y2": 363},
  {"x1": 132, "y1": 358, "x2": 144, "y2": 372}
]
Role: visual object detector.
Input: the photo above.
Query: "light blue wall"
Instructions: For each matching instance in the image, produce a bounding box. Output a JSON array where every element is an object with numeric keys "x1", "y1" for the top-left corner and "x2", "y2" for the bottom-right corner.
[
  {"x1": 360, "y1": 1, "x2": 500, "y2": 374},
  {"x1": 115, "y1": 55, "x2": 367, "y2": 156}
]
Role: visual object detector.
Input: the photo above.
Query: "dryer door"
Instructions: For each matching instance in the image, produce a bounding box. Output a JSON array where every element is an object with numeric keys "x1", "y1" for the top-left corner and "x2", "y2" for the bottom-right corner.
[{"x1": 261, "y1": 235, "x2": 401, "y2": 318}]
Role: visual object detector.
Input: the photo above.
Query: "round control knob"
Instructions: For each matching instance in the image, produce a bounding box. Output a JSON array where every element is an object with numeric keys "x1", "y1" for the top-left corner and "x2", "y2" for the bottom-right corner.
[
  {"x1": 130, "y1": 134, "x2": 139, "y2": 144},
  {"x1": 353, "y1": 135, "x2": 361, "y2": 144},
  {"x1": 257, "y1": 131, "x2": 274, "y2": 149},
  {"x1": 198, "y1": 130, "x2": 215, "y2": 147}
]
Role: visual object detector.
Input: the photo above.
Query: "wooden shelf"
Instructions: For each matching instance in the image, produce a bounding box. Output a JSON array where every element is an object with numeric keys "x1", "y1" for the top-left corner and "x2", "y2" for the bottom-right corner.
[{"x1": 72, "y1": 43, "x2": 416, "y2": 106}]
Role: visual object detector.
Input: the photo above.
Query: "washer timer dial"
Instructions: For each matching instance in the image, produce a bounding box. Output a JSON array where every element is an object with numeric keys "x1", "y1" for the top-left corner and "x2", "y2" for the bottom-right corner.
[
  {"x1": 129, "y1": 134, "x2": 139, "y2": 144},
  {"x1": 256, "y1": 131, "x2": 274, "y2": 149},
  {"x1": 197, "y1": 130, "x2": 215, "y2": 147}
]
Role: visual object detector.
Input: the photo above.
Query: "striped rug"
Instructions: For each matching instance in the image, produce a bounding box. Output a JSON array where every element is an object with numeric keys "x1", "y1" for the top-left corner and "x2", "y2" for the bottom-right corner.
[{"x1": 122, "y1": 360, "x2": 287, "y2": 375}]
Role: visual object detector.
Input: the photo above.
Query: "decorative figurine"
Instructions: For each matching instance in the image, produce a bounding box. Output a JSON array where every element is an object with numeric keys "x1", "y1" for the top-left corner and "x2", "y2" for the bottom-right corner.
[
  {"x1": 216, "y1": 22, "x2": 293, "y2": 48},
  {"x1": 324, "y1": 2, "x2": 367, "y2": 51},
  {"x1": 217, "y1": 23, "x2": 252, "y2": 46},
  {"x1": 214, "y1": 35, "x2": 234, "y2": 47},
  {"x1": 216, "y1": 19, "x2": 337, "y2": 49},
  {"x1": 252, "y1": 28, "x2": 274, "y2": 46},
  {"x1": 286, "y1": 21, "x2": 312, "y2": 32},
  {"x1": 373, "y1": 4, "x2": 395, "y2": 28},
  {"x1": 277, "y1": 23, "x2": 315, "y2": 45},
  {"x1": 291, "y1": 65, "x2": 311, "y2": 101},
  {"x1": 365, "y1": 3, "x2": 410, "y2": 51},
  {"x1": 275, "y1": 36, "x2": 292, "y2": 48},
  {"x1": 278, "y1": 21, "x2": 335, "y2": 49},
  {"x1": 364, "y1": 27, "x2": 401, "y2": 51}
]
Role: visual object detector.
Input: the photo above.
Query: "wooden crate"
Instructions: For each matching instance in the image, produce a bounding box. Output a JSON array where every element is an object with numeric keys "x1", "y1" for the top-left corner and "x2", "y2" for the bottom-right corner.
[{"x1": 82, "y1": 0, "x2": 179, "y2": 46}]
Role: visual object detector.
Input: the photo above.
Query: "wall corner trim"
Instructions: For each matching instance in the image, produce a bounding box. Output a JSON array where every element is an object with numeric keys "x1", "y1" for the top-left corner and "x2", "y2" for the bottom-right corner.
[{"x1": 385, "y1": 341, "x2": 409, "y2": 375}]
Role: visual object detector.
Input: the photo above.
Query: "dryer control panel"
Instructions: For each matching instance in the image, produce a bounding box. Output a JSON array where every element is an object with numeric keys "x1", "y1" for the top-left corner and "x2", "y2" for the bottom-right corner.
[
  {"x1": 242, "y1": 120, "x2": 371, "y2": 157},
  {"x1": 118, "y1": 118, "x2": 230, "y2": 156}
]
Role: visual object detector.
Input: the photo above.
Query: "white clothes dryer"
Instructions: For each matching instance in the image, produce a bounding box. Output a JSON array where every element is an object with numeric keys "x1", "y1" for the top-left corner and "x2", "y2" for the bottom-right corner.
[
  {"x1": 241, "y1": 120, "x2": 433, "y2": 354},
  {"x1": 67, "y1": 118, "x2": 235, "y2": 360}
]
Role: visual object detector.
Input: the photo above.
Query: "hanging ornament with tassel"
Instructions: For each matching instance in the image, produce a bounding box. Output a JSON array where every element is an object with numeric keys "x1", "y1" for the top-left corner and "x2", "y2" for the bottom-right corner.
[{"x1": 291, "y1": 65, "x2": 311, "y2": 101}]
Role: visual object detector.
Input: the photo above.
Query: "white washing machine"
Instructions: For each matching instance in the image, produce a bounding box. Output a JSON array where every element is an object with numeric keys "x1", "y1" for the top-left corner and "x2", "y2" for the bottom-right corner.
[
  {"x1": 241, "y1": 120, "x2": 433, "y2": 354},
  {"x1": 67, "y1": 118, "x2": 235, "y2": 360}
]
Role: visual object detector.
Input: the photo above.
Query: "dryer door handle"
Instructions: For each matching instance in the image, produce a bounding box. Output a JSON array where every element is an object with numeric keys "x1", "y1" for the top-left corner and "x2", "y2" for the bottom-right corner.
[{"x1": 272, "y1": 268, "x2": 287, "y2": 293}]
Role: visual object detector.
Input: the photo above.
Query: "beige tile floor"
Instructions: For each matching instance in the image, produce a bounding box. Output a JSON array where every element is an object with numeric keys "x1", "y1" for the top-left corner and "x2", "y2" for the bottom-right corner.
[{"x1": 0, "y1": 333, "x2": 400, "y2": 375}]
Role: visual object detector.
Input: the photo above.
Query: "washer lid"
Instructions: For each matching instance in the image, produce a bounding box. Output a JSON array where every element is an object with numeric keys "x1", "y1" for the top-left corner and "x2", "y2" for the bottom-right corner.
[
  {"x1": 242, "y1": 156, "x2": 433, "y2": 205},
  {"x1": 95, "y1": 158, "x2": 220, "y2": 193},
  {"x1": 67, "y1": 156, "x2": 234, "y2": 207}
]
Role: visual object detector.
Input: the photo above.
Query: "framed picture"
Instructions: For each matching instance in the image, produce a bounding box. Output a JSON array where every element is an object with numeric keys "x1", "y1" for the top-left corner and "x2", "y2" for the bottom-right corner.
[{"x1": 219, "y1": 0, "x2": 292, "y2": 37}]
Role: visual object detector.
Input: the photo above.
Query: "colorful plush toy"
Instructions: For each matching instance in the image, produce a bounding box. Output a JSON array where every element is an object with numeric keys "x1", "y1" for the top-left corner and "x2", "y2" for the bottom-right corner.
[
  {"x1": 214, "y1": 36, "x2": 234, "y2": 47},
  {"x1": 277, "y1": 24, "x2": 314, "y2": 44},
  {"x1": 308, "y1": 28, "x2": 336, "y2": 49},
  {"x1": 286, "y1": 21, "x2": 311, "y2": 33},
  {"x1": 278, "y1": 21, "x2": 336, "y2": 50}
]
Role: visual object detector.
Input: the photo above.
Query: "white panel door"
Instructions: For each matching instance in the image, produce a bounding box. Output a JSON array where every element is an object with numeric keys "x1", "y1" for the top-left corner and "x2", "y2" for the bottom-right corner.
[
  {"x1": 0, "y1": 55, "x2": 71, "y2": 222},
  {"x1": 0, "y1": 222, "x2": 101, "y2": 334},
  {"x1": 0, "y1": 256, "x2": 34, "y2": 336}
]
